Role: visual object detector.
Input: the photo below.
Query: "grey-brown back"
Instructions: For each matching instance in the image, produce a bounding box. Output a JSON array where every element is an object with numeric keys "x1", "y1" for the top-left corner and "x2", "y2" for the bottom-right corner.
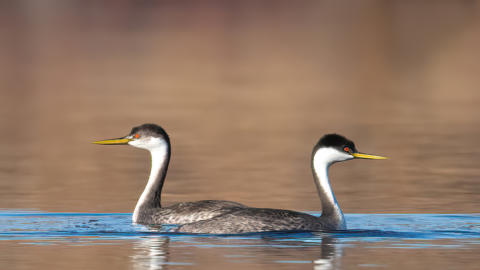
[
  {"x1": 135, "y1": 200, "x2": 246, "y2": 225},
  {"x1": 175, "y1": 208, "x2": 329, "y2": 234}
]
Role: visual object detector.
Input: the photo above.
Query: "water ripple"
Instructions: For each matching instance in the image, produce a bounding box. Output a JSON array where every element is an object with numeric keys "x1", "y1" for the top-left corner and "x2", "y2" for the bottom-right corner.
[{"x1": 0, "y1": 211, "x2": 479, "y2": 249}]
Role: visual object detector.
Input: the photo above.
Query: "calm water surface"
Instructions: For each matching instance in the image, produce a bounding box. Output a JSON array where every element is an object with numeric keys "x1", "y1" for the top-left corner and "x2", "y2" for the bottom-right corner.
[
  {"x1": 1, "y1": 211, "x2": 479, "y2": 270},
  {"x1": 1, "y1": 1, "x2": 480, "y2": 269}
]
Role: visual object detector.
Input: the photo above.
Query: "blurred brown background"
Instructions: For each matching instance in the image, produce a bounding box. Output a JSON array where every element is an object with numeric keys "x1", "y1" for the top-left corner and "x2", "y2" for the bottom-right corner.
[{"x1": 1, "y1": 0, "x2": 479, "y2": 214}]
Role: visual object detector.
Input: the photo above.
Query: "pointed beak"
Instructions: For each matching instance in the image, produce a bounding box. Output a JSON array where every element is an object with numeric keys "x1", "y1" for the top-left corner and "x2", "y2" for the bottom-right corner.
[
  {"x1": 93, "y1": 137, "x2": 131, "y2": 145},
  {"x1": 351, "y1": 152, "x2": 387, "y2": 160}
]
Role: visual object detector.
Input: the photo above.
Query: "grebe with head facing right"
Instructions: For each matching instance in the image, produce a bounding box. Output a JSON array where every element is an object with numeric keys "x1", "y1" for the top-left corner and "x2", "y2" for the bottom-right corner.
[{"x1": 175, "y1": 134, "x2": 386, "y2": 234}]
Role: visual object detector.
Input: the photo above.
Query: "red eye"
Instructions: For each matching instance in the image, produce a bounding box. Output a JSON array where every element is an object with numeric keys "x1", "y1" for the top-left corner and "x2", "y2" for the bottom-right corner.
[
  {"x1": 344, "y1": 147, "x2": 350, "y2": 152},
  {"x1": 134, "y1": 134, "x2": 140, "y2": 139}
]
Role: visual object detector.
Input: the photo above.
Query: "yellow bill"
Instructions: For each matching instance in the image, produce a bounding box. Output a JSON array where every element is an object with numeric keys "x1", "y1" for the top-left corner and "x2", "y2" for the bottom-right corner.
[
  {"x1": 93, "y1": 138, "x2": 131, "y2": 145},
  {"x1": 352, "y1": 152, "x2": 387, "y2": 160}
]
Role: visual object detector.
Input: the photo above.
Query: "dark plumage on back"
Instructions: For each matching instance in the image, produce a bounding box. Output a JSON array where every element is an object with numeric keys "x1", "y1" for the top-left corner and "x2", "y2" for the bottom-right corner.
[{"x1": 176, "y1": 207, "x2": 327, "y2": 234}]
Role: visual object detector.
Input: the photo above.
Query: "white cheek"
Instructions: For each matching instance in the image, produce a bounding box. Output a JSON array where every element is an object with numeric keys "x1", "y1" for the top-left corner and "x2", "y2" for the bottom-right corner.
[
  {"x1": 314, "y1": 148, "x2": 353, "y2": 166},
  {"x1": 128, "y1": 139, "x2": 143, "y2": 148},
  {"x1": 337, "y1": 151, "x2": 353, "y2": 161},
  {"x1": 128, "y1": 137, "x2": 166, "y2": 150}
]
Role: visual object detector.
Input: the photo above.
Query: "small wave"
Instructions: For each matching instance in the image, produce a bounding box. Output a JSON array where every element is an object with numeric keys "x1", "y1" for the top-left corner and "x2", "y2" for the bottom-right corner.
[{"x1": 0, "y1": 211, "x2": 479, "y2": 248}]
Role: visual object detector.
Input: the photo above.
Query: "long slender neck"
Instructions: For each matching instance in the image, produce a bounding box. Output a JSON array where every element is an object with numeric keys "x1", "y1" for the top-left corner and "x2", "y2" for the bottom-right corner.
[
  {"x1": 312, "y1": 149, "x2": 346, "y2": 229},
  {"x1": 132, "y1": 143, "x2": 170, "y2": 223}
]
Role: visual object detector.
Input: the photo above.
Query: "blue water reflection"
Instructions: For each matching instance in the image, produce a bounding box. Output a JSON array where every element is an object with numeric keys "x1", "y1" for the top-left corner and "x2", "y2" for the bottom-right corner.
[
  {"x1": 1, "y1": 211, "x2": 478, "y2": 269},
  {"x1": 1, "y1": 211, "x2": 478, "y2": 244}
]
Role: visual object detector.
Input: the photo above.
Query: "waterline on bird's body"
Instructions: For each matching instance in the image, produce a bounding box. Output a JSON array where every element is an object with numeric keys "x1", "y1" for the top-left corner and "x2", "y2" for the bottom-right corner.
[
  {"x1": 1, "y1": 210, "x2": 478, "y2": 241},
  {"x1": 2, "y1": 210, "x2": 478, "y2": 269}
]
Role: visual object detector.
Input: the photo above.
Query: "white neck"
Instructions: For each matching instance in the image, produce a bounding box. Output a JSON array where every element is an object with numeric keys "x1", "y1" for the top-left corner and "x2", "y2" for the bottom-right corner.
[
  {"x1": 312, "y1": 148, "x2": 347, "y2": 229},
  {"x1": 132, "y1": 144, "x2": 169, "y2": 223}
]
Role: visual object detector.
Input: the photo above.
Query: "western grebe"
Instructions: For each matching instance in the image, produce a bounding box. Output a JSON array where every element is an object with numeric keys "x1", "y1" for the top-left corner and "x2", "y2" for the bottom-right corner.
[
  {"x1": 93, "y1": 123, "x2": 246, "y2": 225},
  {"x1": 175, "y1": 134, "x2": 386, "y2": 234}
]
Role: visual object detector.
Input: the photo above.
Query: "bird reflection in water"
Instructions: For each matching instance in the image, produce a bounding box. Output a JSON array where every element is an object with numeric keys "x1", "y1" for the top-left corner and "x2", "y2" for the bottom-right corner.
[
  {"x1": 313, "y1": 236, "x2": 343, "y2": 270},
  {"x1": 131, "y1": 237, "x2": 170, "y2": 270},
  {"x1": 130, "y1": 233, "x2": 343, "y2": 270}
]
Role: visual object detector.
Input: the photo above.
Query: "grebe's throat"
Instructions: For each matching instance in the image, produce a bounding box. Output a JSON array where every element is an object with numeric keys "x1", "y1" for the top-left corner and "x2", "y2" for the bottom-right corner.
[
  {"x1": 132, "y1": 142, "x2": 170, "y2": 222},
  {"x1": 312, "y1": 148, "x2": 346, "y2": 229}
]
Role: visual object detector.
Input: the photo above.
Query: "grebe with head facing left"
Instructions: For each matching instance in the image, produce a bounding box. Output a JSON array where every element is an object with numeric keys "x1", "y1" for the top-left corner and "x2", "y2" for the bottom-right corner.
[
  {"x1": 94, "y1": 123, "x2": 246, "y2": 225},
  {"x1": 175, "y1": 134, "x2": 386, "y2": 234}
]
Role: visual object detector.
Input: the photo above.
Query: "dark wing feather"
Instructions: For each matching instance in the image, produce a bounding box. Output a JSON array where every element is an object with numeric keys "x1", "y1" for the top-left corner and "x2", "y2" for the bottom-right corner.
[
  {"x1": 176, "y1": 207, "x2": 325, "y2": 234},
  {"x1": 136, "y1": 200, "x2": 246, "y2": 225}
]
